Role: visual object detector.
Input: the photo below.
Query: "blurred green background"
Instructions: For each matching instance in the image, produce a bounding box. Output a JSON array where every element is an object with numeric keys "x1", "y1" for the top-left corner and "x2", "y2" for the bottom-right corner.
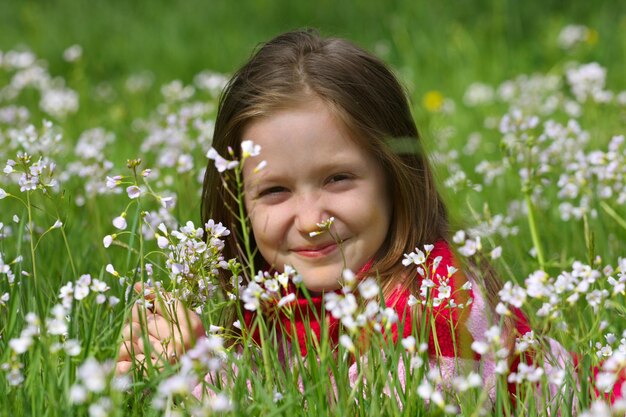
[
  {"x1": 2, "y1": 0, "x2": 624, "y2": 147},
  {"x1": 2, "y1": 0, "x2": 624, "y2": 91}
]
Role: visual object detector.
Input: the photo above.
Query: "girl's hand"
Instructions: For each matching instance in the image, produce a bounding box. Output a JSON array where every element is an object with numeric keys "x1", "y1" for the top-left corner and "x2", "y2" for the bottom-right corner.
[{"x1": 116, "y1": 283, "x2": 205, "y2": 374}]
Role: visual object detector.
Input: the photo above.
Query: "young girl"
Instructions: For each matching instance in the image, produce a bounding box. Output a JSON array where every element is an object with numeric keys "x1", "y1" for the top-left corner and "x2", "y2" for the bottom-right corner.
[{"x1": 117, "y1": 29, "x2": 575, "y2": 405}]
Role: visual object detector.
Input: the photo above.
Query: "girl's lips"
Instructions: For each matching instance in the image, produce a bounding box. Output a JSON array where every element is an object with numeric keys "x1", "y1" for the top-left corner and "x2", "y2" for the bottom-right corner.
[{"x1": 292, "y1": 242, "x2": 339, "y2": 258}]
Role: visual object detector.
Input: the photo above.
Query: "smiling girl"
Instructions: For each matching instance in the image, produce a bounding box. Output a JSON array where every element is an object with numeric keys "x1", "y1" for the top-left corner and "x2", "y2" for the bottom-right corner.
[{"x1": 117, "y1": 29, "x2": 576, "y2": 406}]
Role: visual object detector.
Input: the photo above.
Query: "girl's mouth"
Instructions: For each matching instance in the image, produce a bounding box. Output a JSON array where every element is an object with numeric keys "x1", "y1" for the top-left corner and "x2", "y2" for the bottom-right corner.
[{"x1": 292, "y1": 242, "x2": 340, "y2": 258}]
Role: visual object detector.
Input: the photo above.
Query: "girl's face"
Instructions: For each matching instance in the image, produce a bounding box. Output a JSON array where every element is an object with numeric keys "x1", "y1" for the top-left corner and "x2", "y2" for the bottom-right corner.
[{"x1": 242, "y1": 99, "x2": 392, "y2": 292}]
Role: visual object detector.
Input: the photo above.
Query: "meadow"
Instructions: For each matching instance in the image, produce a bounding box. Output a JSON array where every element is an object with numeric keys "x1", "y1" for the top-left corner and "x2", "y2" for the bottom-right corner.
[{"x1": 0, "y1": 0, "x2": 625, "y2": 415}]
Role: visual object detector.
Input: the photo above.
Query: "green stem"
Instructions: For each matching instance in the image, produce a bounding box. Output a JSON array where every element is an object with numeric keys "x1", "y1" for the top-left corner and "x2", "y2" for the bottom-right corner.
[
  {"x1": 600, "y1": 200, "x2": 626, "y2": 232},
  {"x1": 26, "y1": 192, "x2": 45, "y2": 319},
  {"x1": 234, "y1": 167, "x2": 256, "y2": 278},
  {"x1": 59, "y1": 225, "x2": 77, "y2": 278},
  {"x1": 524, "y1": 192, "x2": 545, "y2": 270},
  {"x1": 26, "y1": 192, "x2": 37, "y2": 284}
]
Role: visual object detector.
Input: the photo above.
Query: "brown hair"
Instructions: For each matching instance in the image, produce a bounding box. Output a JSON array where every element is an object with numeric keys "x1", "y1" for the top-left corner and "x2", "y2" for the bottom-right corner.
[
  {"x1": 202, "y1": 30, "x2": 515, "y2": 348},
  {"x1": 201, "y1": 29, "x2": 446, "y2": 297},
  {"x1": 201, "y1": 29, "x2": 511, "y2": 340}
]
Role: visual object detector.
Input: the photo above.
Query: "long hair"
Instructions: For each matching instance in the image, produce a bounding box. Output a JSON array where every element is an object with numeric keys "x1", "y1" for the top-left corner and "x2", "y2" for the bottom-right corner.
[
  {"x1": 202, "y1": 29, "x2": 445, "y2": 295},
  {"x1": 201, "y1": 29, "x2": 509, "y2": 334}
]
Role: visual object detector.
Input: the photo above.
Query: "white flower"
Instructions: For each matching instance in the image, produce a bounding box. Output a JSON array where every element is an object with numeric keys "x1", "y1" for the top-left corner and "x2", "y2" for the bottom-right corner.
[
  {"x1": 9, "y1": 335, "x2": 33, "y2": 354},
  {"x1": 499, "y1": 281, "x2": 526, "y2": 308},
  {"x1": 91, "y1": 279, "x2": 109, "y2": 293},
  {"x1": 410, "y1": 355, "x2": 424, "y2": 370},
  {"x1": 273, "y1": 390, "x2": 283, "y2": 403},
  {"x1": 401, "y1": 336, "x2": 416, "y2": 351},
  {"x1": 103, "y1": 235, "x2": 113, "y2": 248},
  {"x1": 63, "y1": 44, "x2": 83, "y2": 62},
  {"x1": 65, "y1": 339, "x2": 82, "y2": 356},
  {"x1": 112, "y1": 215, "x2": 127, "y2": 230},
  {"x1": 126, "y1": 185, "x2": 141, "y2": 199},
  {"x1": 206, "y1": 148, "x2": 239, "y2": 172},
  {"x1": 277, "y1": 293, "x2": 296, "y2": 308},
  {"x1": 490, "y1": 246, "x2": 502, "y2": 259},
  {"x1": 69, "y1": 384, "x2": 87, "y2": 404},
  {"x1": 358, "y1": 277, "x2": 379, "y2": 299},
  {"x1": 339, "y1": 334, "x2": 355, "y2": 352},
  {"x1": 88, "y1": 399, "x2": 112, "y2": 417},
  {"x1": 105, "y1": 264, "x2": 118, "y2": 276},
  {"x1": 254, "y1": 160, "x2": 267, "y2": 172},
  {"x1": 156, "y1": 235, "x2": 169, "y2": 249},
  {"x1": 342, "y1": 269, "x2": 356, "y2": 286},
  {"x1": 159, "y1": 195, "x2": 175, "y2": 209},
  {"x1": 548, "y1": 369, "x2": 566, "y2": 387},
  {"x1": 77, "y1": 358, "x2": 109, "y2": 392},
  {"x1": 0, "y1": 188, "x2": 7, "y2": 199},
  {"x1": 471, "y1": 341, "x2": 489, "y2": 355},
  {"x1": 496, "y1": 302, "x2": 510, "y2": 315},
  {"x1": 105, "y1": 175, "x2": 121, "y2": 189},
  {"x1": 417, "y1": 379, "x2": 434, "y2": 399},
  {"x1": 157, "y1": 374, "x2": 193, "y2": 397},
  {"x1": 210, "y1": 393, "x2": 233, "y2": 412},
  {"x1": 241, "y1": 140, "x2": 261, "y2": 158},
  {"x1": 52, "y1": 219, "x2": 63, "y2": 229},
  {"x1": 452, "y1": 230, "x2": 465, "y2": 244},
  {"x1": 402, "y1": 249, "x2": 426, "y2": 266},
  {"x1": 446, "y1": 265, "x2": 458, "y2": 277},
  {"x1": 580, "y1": 401, "x2": 611, "y2": 417},
  {"x1": 437, "y1": 283, "x2": 451, "y2": 300}
]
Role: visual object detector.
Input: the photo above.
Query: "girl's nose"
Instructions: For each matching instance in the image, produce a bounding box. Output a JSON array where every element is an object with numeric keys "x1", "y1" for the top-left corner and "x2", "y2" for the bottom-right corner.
[{"x1": 294, "y1": 194, "x2": 329, "y2": 235}]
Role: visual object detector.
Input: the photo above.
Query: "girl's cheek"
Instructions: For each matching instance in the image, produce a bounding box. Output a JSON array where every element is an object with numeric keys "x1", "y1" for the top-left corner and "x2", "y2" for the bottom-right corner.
[{"x1": 251, "y1": 207, "x2": 279, "y2": 241}]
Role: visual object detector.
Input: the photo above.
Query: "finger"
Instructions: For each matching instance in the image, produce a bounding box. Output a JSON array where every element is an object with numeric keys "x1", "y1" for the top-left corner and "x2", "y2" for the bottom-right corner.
[
  {"x1": 121, "y1": 322, "x2": 143, "y2": 341},
  {"x1": 116, "y1": 360, "x2": 133, "y2": 375},
  {"x1": 134, "y1": 282, "x2": 156, "y2": 301},
  {"x1": 143, "y1": 314, "x2": 190, "y2": 357},
  {"x1": 136, "y1": 334, "x2": 176, "y2": 360},
  {"x1": 129, "y1": 303, "x2": 150, "y2": 325},
  {"x1": 118, "y1": 339, "x2": 142, "y2": 361},
  {"x1": 152, "y1": 298, "x2": 204, "y2": 343}
]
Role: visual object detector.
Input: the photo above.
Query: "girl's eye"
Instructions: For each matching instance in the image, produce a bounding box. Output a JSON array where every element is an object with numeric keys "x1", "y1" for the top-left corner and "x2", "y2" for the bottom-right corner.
[
  {"x1": 258, "y1": 186, "x2": 287, "y2": 198},
  {"x1": 328, "y1": 173, "x2": 352, "y2": 183}
]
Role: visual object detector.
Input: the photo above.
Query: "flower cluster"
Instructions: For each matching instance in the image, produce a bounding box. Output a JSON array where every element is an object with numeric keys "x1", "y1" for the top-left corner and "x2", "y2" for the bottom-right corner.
[
  {"x1": 152, "y1": 335, "x2": 232, "y2": 412},
  {"x1": 58, "y1": 274, "x2": 118, "y2": 309},
  {"x1": 415, "y1": 368, "x2": 460, "y2": 414},
  {"x1": 558, "y1": 24, "x2": 596, "y2": 50},
  {"x1": 521, "y1": 259, "x2": 625, "y2": 320},
  {"x1": 3, "y1": 151, "x2": 59, "y2": 194},
  {"x1": 324, "y1": 270, "x2": 394, "y2": 337},
  {"x1": 59, "y1": 128, "x2": 117, "y2": 204},
  {"x1": 566, "y1": 62, "x2": 612, "y2": 104},
  {"x1": 239, "y1": 265, "x2": 301, "y2": 313},
  {"x1": 557, "y1": 135, "x2": 626, "y2": 220},
  {"x1": 0, "y1": 246, "x2": 19, "y2": 284},
  {"x1": 153, "y1": 220, "x2": 238, "y2": 312},
  {"x1": 0, "y1": 49, "x2": 79, "y2": 119},
  {"x1": 69, "y1": 357, "x2": 129, "y2": 416},
  {"x1": 3, "y1": 304, "x2": 83, "y2": 386}
]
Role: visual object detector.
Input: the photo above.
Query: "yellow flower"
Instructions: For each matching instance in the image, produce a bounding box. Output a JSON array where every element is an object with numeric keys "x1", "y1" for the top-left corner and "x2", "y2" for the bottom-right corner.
[
  {"x1": 423, "y1": 90, "x2": 445, "y2": 113},
  {"x1": 586, "y1": 28, "x2": 599, "y2": 45}
]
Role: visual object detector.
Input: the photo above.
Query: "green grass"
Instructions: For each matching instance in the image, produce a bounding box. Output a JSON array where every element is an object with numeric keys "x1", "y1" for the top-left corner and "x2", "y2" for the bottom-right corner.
[{"x1": 0, "y1": 1, "x2": 625, "y2": 416}]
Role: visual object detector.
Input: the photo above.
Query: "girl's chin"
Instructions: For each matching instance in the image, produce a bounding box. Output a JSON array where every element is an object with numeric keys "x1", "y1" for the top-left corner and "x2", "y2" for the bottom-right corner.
[{"x1": 300, "y1": 276, "x2": 342, "y2": 294}]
